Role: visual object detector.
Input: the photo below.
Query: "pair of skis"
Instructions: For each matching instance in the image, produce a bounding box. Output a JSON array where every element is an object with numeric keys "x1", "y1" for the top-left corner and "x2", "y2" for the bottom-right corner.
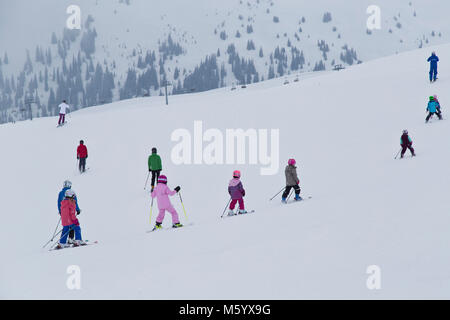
[
  {"x1": 49, "y1": 240, "x2": 98, "y2": 251},
  {"x1": 282, "y1": 195, "x2": 312, "y2": 204},
  {"x1": 222, "y1": 210, "x2": 256, "y2": 218},
  {"x1": 147, "y1": 222, "x2": 194, "y2": 233}
]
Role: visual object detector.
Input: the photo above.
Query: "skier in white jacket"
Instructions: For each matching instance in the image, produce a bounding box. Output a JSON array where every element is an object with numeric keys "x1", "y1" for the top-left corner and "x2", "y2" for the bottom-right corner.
[{"x1": 58, "y1": 100, "x2": 70, "y2": 126}]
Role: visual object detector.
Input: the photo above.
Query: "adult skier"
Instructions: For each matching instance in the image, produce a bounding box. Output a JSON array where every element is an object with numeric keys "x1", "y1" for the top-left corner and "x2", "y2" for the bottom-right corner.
[
  {"x1": 426, "y1": 96, "x2": 442, "y2": 123},
  {"x1": 427, "y1": 52, "x2": 439, "y2": 83},
  {"x1": 227, "y1": 170, "x2": 247, "y2": 216},
  {"x1": 400, "y1": 130, "x2": 416, "y2": 159},
  {"x1": 57, "y1": 180, "x2": 81, "y2": 244},
  {"x1": 148, "y1": 147, "x2": 162, "y2": 191},
  {"x1": 56, "y1": 189, "x2": 86, "y2": 249},
  {"x1": 58, "y1": 100, "x2": 70, "y2": 126},
  {"x1": 77, "y1": 140, "x2": 88, "y2": 173},
  {"x1": 151, "y1": 175, "x2": 182, "y2": 230},
  {"x1": 282, "y1": 159, "x2": 302, "y2": 203}
]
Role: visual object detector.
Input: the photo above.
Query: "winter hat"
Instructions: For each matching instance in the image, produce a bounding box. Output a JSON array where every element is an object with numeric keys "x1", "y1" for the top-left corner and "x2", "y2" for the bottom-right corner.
[
  {"x1": 233, "y1": 170, "x2": 241, "y2": 178},
  {"x1": 288, "y1": 159, "x2": 296, "y2": 166},
  {"x1": 63, "y1": 180, "x2": 72, "y2": 188},
  {"x1": 152, "y1": 147, "x2": 157, "y2": 153},
  {"x1": 433, "y1": 95, "x2": 438, "y2": 100},
  {"x1": 65, "y1": 189, "x2": 76, "y2": 199},
  {"x1": 429, "y1": 96, "x2": 435, "y2": 101},
  {"x1": 403, "y1": 129, "x2": 408, "y2": 135},
  {"x1": 158, "y1": 175, "x2": 168, "y2": 184}
]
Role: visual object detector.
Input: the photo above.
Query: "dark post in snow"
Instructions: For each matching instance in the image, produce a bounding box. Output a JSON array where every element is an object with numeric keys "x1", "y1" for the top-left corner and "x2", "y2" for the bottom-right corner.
[
  {"x1": 164, "y1": 80, "x2": 172, "y2": 106},
  {"x1": 25, "y1": 98, "x2": 35, "y2": 121}
]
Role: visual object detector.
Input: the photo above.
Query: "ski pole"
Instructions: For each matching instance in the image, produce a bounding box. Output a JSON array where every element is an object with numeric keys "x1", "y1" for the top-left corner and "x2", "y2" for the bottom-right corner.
[
  {"x1": 287, "y1": 189, "x2": 294, "y2": 202},
  {"x1": 149, "y1": 197, "x2": 154, "y2": 225},
  {"x1": 51, "y1": 216, "x2": 61, "y2": 240},
  {"x1": 43, "y1": 227, "x2": 62, "y2": 249},
  {"x1": 394, "y1": 148, "x2": 402, "y2": 159},
  {"x1": 144, "y1": 171, "x2": 150, "y2": 190},
  {"x1": 221, "y1": 198, "x2": 232, "y2": 218},
  {"x1": 47, "y1": 225, "x2": 73, "y2": 250},
  {"x1": 42, "y1": 216, "x2": 62, "y2": 248},
  {"x1": 269, "y1": 187, "x2": 285, "y2": 201},
  {"x1": 178, "y1": 192, "x2": 188, "y2": 220}
]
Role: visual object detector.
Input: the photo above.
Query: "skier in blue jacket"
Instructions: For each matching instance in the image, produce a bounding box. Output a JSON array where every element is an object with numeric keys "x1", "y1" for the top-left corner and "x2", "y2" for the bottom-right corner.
[
  {"x1": 57, "y1": 180, "x2": 81, "y2": 243},
  {"x1": 426, "y1": 96, "x2": 442, "y2": 123},
  {"x1": 427, "y1": 52, "x2": 439, "y2": 83}
]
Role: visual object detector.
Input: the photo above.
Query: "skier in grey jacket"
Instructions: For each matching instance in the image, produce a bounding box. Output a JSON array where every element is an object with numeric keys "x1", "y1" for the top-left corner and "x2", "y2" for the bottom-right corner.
[{"x1": 282, "y1": 159, "x2": 302, "y2": 202}]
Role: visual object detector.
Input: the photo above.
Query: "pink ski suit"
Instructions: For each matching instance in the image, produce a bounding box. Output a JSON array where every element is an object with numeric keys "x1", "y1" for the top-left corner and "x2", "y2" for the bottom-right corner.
[{"x1": 151, "y1": 183, "x2": 180, "y2": 224}]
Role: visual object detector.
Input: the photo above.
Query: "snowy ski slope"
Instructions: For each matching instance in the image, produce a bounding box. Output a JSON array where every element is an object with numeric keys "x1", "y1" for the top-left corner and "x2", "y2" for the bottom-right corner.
[{"x1": 1, "y1": 44, "x2": 450, "y2": 299}]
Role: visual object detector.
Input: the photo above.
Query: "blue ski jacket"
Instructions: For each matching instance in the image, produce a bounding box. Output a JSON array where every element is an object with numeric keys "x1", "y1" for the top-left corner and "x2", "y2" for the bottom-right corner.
[
  {"x1": 427, "y1": 101, "x2": 438, "y2": 113},
  {"x1": 427, "y1": 54, "x2": 439, "y2": 69},
  {"x1": 58, "y1": 187, "x2": 80, "y2": 213}
]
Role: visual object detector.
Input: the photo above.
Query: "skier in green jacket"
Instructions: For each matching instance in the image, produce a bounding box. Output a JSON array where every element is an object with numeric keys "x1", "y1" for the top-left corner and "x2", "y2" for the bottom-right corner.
[{"x1": 148, "y1": 147, "x2": 162, "y2": 191}]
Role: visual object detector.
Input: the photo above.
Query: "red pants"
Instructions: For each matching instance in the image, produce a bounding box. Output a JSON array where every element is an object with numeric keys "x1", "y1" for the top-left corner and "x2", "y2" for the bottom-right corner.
[
  {"x1": 230, "y1": 198, "x2": 245, "y2": 210},
  {"x1": 58, "y1": 114, "x2": 65, "y2": 125}
]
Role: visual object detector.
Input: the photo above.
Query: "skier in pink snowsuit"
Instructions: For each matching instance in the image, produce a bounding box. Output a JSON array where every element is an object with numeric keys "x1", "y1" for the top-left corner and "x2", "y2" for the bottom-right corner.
[
  {"x1": 227, "y1": 170, "x2": 247, "y2": 216},
  {"x1": 151, "y1": 175, "x2": 183, "y2": 230}
]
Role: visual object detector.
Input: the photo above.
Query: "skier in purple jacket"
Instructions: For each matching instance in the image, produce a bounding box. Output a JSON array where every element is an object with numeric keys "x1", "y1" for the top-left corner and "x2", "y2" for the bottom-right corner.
[{"x1": 227, "y1": 170, "x2": 247, "y2": 216}]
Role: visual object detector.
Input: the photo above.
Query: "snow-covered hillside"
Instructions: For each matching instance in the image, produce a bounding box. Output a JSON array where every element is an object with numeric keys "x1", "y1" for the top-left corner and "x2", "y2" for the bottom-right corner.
[
  {"x1": 1, "y1": 0, "x2": 449, "y2": 123},
  {"x1": 1, "y1": 43, "x2": 450, "y2": 299}
]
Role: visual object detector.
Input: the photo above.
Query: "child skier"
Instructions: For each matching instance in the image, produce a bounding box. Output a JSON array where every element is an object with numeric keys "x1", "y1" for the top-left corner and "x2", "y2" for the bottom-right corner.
[
  {"x1": 426, "y1": 96, "x2": 442, "y2": 123},
  {"x1": 400, "y1": 130, "x2": 416, "y2": 159},
  {"x1": 282, "y1": 159, "x2": 302, "y2": 203},
  {"x1": 77, "y1": 140, "x2": 88, "y2": 173},
  {"x1": 56, "y1": 189, "x2": 86, "y2": 249},
  {"x1": 57, "y1": 180, "x2": 81, "y2": 244},
  {"x1": 227, "y1": 170, "x2": 247, "y2": 216},
  {"x1": 148, "y1": 147, "x2": 162, "y2": 191},
  {"x1": 427, "y1": 52, "x2": 439, "y2": 83},
  {"x1": 151, "y1": 175, "x2": 182, "y2": 230}
]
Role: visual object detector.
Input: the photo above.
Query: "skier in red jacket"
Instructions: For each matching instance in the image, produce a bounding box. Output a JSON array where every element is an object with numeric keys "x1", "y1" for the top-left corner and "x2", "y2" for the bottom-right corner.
[{"x1": 77, "y1": 140, "x2": 88, "y2": 173}]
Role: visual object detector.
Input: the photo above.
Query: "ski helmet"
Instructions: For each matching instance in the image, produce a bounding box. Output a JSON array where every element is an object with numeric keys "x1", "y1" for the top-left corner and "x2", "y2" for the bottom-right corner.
[
  {"x1": 63, "y1": 180, "x2": 72, "y2": 188},
  {"x1": 158, "y1": 175, "x2": 168, "y2": 184},
  {"x1": 233, "y1": 170, "x2": 241, "y2": 178},
  {"x1": 80, "y1": 140, "x2": 84, "y2": 145},
  {"x1": 429, "y1": 96, "x2": 435, "y2": 101},
  {"x1": 403, "y1": 129, "x2": 408, "y2": 135},
  {"x1": 152, "y1": 147, "x2": 157, "y2": 153},
  {"x1": 288, "y1": 159, "x2": 296, "y2": 166},
  {"x1": 65, "y1": 189, "x2": 76, "y2": 199}
]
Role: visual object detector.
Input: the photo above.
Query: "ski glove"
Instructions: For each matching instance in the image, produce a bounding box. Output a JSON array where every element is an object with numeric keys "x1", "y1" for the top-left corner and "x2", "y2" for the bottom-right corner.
[
  {"x1": 174, "y1": 186, "x2": 181, "y2": 193},
  {"x1": 77, "y1": 210, "x2": 81, "y2": 215},
  {"x1": 73, "y1": 219, "x2": 80, "y2": 226}
]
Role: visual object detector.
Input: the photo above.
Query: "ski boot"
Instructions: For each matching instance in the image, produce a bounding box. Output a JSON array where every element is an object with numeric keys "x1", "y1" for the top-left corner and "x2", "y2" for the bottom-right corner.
[
  {"x1": 294, "y1": 194, "x2": 303, "y2": 201},
  {"x1": 227, "y1": 210, "x2": 236, "y2": 216},
  {"x1": 172, "y1": 223, "x2": 184, "y2": 229},
  {"x1": 152, "y1": 222, "x2": 163, "y2": 231},
  {"x1": 73, "y1": 240, "x2": 87, "y2": 247},
  {"x1": 67, "y1": 238, "x2": 75, "y2": 245},
  {"x1": 281, "y1": 197, "x2": 287, "y2": 204},
  {"x1": 238, "y1": 209, "x2": 248, "y2": 215},
  {"x1": 55, "y1": 243, "x2": 70, "y2": 250}
]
